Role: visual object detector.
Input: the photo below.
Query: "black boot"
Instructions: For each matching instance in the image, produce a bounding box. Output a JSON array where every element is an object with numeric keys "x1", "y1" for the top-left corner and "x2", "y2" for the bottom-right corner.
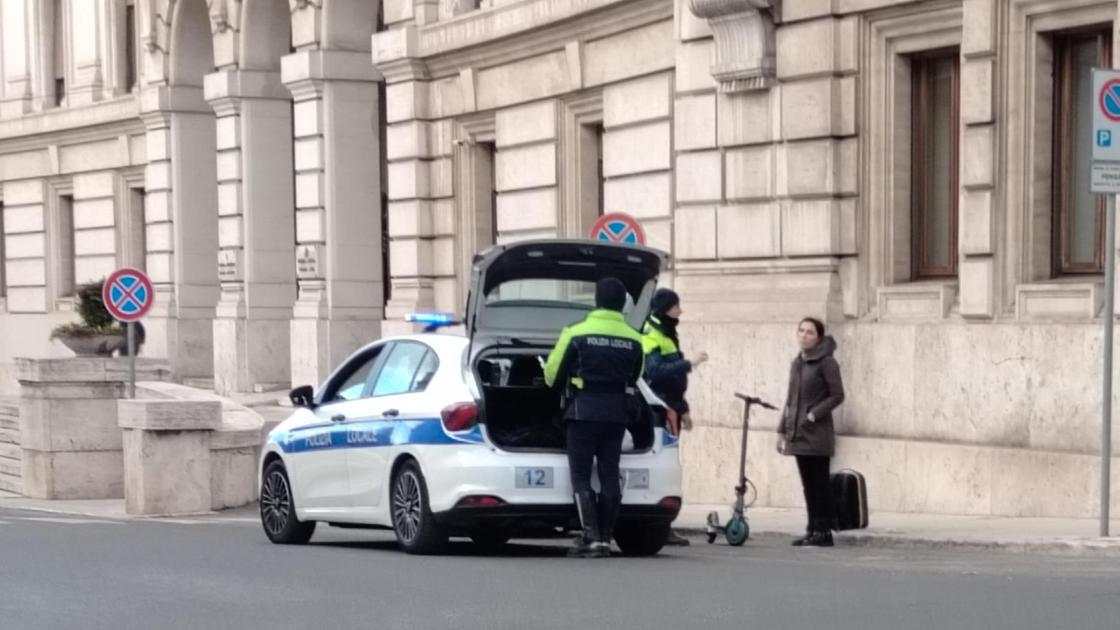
[
  {"x1": 595, "y1": 494, "x2": 622, "y2": 558},
  {"x1": 569, "y1": 492, "x2": 601, "y2": 558}
]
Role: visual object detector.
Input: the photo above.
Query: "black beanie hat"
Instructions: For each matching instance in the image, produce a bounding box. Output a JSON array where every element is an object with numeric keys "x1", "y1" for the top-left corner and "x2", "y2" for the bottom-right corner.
[
  {"x1": 651, "y1": 288, "x2": 680, "y2": 316},
  {"x1": 595, "y1": 278, "x2": 628, "y2": 311}
]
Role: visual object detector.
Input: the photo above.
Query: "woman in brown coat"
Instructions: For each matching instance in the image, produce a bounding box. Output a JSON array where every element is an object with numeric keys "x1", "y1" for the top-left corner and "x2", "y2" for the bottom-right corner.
[{"x1": 777, "y1": 317, "x2": 845, "y2": 547}]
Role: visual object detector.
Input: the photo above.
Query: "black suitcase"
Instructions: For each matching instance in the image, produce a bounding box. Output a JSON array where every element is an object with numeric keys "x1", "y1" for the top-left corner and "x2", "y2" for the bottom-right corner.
[{"x1": 830, "y1": 469, "x2": 869, "y2": 530}]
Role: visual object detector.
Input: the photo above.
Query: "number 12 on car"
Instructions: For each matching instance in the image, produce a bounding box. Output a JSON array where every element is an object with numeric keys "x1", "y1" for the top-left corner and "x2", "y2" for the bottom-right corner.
[{"x1": 515, "y1": 467, "x2": 553, "y2": 488}]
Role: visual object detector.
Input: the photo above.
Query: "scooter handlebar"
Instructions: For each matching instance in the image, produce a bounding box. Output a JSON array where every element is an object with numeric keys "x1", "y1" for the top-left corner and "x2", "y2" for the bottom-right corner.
[{"x1": 734, "y1": 392, "x2": 778, "y2": 410}]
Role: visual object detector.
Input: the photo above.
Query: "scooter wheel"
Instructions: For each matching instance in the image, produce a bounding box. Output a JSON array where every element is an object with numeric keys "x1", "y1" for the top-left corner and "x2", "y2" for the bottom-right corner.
[{"x1": 725, "y1": 516, "x2": 749, "y2": 546}]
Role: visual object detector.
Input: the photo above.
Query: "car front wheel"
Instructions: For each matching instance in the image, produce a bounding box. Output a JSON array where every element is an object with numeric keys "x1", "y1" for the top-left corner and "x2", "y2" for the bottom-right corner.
[{"x1": 260, "y1": 460, "x2": 316, "y2": 544}]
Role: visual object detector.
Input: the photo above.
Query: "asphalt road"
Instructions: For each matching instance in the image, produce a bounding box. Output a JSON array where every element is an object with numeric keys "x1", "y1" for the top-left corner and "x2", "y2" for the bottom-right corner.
[{"x1": 1, "y1": 506, "x2": 1118, "y2": 630}]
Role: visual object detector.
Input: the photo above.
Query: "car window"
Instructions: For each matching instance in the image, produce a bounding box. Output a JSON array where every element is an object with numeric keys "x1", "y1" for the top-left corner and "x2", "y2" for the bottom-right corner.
[
  {"x1": 371, "y1": 342, "x2": 431, "y2": 397},
  {"x1": 327, "y1": 348, "x2": 383, "y2": 403},
  {"x1": 410, "y1": 350, "x2": 439, "y2": 392}
]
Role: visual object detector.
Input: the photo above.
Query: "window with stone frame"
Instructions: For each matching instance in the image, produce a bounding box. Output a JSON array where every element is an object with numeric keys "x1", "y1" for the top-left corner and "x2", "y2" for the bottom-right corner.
[
  {"x1": 55, "y1": 193, "x2": 75, "y2": 299},
  {"x1": 579, "y1": 122, "x2": 605, "y2": 235},
  {"x1": 910, "y1": 49, "x2": 961, "y2": 279},
  {"x1": 121, "y1": 186, "x2": 147, "y2": 271},
  {"x1": 53, "y1": 0, "x2": 67, "y2": 107},
  {"x1": 1052, "y1": 28, "x2": 1111, "y2": 276},
  {"x1": 125, "y1": 0, "x2": 138, "y2": 91}
]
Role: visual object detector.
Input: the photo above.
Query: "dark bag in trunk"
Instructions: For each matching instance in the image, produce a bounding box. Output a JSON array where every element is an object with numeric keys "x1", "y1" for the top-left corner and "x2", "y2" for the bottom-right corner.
[{"x1": 830, "y1": 469, "x2": 868, "y2": 530}]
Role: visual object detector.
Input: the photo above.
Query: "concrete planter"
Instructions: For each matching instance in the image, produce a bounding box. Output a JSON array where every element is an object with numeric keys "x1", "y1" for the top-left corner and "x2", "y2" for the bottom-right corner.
[{"x1": 56, "y1": 334, "x2": 125, "y2": 357}]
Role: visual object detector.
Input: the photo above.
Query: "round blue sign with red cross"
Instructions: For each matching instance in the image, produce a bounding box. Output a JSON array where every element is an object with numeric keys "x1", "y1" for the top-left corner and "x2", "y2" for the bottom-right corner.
[
  {"x1": 1101, "y1": 78, "x2": 1120, "y2": 122},
  {"x1": 103, "y1": 267, "x2": 154, "y2": 322},
  {"x1": 589, "y1": 213, "x2": 645, "y2": 246}
]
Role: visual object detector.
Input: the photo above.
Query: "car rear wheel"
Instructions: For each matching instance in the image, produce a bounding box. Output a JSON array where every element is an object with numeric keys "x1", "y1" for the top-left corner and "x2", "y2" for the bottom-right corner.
[
  {"x1": 613, "y1": 522, "x2": 669, "y2": 557},
  {"x1": 260, "y1": 460, "x2": 316, "y2": 544},
  {"x1": 391, "y1": 461, "x2": 447, "y2": 555}
]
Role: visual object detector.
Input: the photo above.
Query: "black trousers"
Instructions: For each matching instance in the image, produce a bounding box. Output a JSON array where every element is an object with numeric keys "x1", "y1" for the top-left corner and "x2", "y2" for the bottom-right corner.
[
  {"x1": 567, "y1": 421, "x2": 626, "y2": 502},
  {"x1": 795, "y1": 455, "x2": 835, "y2": 530}
]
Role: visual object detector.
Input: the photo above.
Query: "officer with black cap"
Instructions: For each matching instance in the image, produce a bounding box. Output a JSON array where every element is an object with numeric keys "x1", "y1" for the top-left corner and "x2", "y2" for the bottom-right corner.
[{"x1": 544, "y1": 277, "x2": 644, "y2": 558}]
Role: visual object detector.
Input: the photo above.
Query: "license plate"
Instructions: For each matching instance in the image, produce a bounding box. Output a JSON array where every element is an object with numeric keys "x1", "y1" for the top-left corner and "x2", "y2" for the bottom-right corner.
[
  {"x1": 515, "y1": 467, "x2": 554, "y2": 489},
  {"x1": 622, "y1": 468, "x2": 650, "y2": 490}
]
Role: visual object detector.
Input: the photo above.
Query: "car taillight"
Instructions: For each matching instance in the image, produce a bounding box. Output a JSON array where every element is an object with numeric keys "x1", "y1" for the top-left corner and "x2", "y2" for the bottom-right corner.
[
  {"x1": 658, "y1": 497, "x2": 682, "y2": 511},
  {"x1": 441, "y1": 402, "x2": 479, "y2": 432},
  {"x1": 457, "y1": 495, "x2": 505, "y2": 507}
]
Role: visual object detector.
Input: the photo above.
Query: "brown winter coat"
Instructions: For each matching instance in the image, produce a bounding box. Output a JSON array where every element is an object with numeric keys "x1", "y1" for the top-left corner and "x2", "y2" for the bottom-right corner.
[{"x1": 778, "y1": 336, "x2": 845, "y2": 457}]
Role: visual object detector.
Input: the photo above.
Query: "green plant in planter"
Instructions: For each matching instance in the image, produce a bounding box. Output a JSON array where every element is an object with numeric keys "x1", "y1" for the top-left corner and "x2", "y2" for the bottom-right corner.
[{"x1": 49, "y1": 280, "x2": 123, "y2": 340}]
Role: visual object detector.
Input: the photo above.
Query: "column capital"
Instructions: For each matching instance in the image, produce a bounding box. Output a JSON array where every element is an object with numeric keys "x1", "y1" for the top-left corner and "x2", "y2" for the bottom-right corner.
[
  {"x1": 203, "y1": 69, "x2": 290, "y2": 110},
  {"x1": 139, "y1": 85, "x2": 211, "y2": 128}
]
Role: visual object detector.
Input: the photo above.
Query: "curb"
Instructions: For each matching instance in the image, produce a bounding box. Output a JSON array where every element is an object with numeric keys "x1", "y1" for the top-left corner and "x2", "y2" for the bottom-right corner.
[{"x1": 677, "y1": 526, "x2": 1120, "y2": 558}]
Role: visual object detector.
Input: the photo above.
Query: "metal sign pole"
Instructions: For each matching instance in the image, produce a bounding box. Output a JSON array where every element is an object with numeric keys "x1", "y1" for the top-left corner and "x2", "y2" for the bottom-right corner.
[
  {"x1": 128, "y1": 321, "x2": 136, "y2": 400},
  {"x1": 1103, "y1": 194, "x2": 1116, "y2": 538}
]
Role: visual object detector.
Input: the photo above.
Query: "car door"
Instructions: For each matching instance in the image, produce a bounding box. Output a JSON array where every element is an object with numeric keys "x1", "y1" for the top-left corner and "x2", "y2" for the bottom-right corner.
[
  {"x1": 288, "y1": 345, "x2": 387, "y2": 516},
  {"x1": 347, "y1": 341, "x2": 441, "y2": 518}
]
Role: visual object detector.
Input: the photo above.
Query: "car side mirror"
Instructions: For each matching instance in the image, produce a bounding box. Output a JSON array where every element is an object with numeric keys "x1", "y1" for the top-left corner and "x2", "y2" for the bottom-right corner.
[{"x1": 289, "y1": 385, "x2": 316, "y2": 409}]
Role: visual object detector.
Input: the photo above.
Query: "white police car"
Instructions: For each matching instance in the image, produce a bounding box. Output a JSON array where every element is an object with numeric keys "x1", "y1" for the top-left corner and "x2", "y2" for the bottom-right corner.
[{"x1": 259, "y1": 240, "x2": 682, "y2": 555}]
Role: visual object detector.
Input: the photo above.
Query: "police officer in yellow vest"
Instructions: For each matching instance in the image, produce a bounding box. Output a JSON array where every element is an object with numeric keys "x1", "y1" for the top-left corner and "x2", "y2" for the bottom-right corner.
[
  {"x1": 545, "y1": 278, "x2": 644, "y2": 558},
  {"x1": 642, "y1": 288, "x2": 707, "y2": 546}
]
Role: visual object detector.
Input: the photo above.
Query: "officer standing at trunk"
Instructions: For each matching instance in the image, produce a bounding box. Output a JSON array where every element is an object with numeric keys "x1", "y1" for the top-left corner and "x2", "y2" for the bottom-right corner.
[{"x1": 545, "y1": 277, "x2": 644, "y2": 558}]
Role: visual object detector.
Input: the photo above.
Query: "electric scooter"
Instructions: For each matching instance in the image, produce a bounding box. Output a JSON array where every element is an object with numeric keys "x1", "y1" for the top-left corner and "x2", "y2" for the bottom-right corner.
[{"x1": 705, "y1": 392, "x2": 777, "y2": 546}]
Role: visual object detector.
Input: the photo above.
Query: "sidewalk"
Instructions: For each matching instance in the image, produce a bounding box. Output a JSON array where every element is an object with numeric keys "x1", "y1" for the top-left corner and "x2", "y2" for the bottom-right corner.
[{"x1": 676, "y1": 503, "x2": 1120, "y2": 557}]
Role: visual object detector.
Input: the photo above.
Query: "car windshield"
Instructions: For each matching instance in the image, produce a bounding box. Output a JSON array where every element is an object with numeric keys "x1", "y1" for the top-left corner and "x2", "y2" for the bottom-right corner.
[{"x1": 484, "y1": 279, "x2": 636, "y2": 312}]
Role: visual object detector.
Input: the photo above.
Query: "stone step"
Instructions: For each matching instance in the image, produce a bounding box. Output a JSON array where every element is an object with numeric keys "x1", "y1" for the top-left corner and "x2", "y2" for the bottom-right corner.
[
  {"x1": 0, "y1": 404, "x2": 19, "y2": 432},
  {"x1": 0, "y1": 426, "x2": 18, "y2": 446},
  {"x1": 182, "y1": 378, "x2": 215, "y2": 391},
  {"x1": 0, "y1": 454, "x2": 21, "y2": 479},
  {"x1": 0, "y1": 472, "x2": 22, "y2": 495},
  {"x1": 0, "y1": 441, "x2": 19, "y2": 459}
]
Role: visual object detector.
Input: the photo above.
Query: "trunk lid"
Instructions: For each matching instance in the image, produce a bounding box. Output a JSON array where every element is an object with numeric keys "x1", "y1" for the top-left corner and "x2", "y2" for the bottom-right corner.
[{"x1": 465, "y1": 240, "x2": 668, "y2": 357}]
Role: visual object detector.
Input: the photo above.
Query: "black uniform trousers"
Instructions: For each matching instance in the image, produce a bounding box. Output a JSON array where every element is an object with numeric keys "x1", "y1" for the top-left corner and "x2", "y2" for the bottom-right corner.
[{"x1": 567, "y1": 420, "x2": 626, "y2": 502}]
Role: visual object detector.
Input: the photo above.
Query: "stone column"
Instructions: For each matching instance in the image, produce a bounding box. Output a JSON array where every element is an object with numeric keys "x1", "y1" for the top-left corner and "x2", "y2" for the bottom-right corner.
[
  {"x1": 18, "y1": 358, "x2": 171, "y2": 500},
  {"x1": 204, "y1": 70, "x2": 297, "y2": 394},
  {"x1": 139, "y1": 85, "x2": 220, "y2": 382},
  {"x1": 282, "y1": 50, "x2": 385, "y2": 387},
  {"x1": 118, "y1": 399, "x2": 220, "y2": 515}
]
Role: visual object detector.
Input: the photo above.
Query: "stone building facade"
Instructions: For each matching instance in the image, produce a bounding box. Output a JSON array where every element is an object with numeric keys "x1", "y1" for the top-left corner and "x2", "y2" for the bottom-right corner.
[{"x1": 1, "y1": 0, "x2": 1119, "y2": 518}]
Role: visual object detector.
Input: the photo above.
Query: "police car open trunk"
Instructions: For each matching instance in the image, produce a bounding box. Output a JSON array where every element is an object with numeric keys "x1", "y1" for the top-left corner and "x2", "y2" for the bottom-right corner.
[{"x1": 466, "y1": 240, "x2": 668, "y2": 452}]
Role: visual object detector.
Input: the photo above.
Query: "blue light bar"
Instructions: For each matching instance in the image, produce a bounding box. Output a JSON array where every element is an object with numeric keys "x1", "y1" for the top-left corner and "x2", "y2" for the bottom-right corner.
[{"x1": 405, "y1": 311, "x2": 462, "y2": 331}]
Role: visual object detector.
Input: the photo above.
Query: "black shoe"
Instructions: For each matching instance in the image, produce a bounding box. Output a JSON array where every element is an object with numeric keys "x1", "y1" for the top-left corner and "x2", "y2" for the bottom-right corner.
[
  {"x1": 791, "y1": 534, "x2": 811, "y2": 547},
  {"x1": 666, "y1": 530, "x2": 691, "y2": 546},
  {"x1": 803, "y1": 530, "x2": 834, "y2": 547}
]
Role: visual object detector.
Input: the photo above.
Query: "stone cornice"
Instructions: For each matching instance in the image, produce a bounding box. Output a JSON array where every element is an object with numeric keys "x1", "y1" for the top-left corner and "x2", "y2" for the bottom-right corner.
[
  {"x1": 0, "y1": 118, "x2": 145, "y2": 156},
  {"x1": 373, "y1": 0, "x2": 672, "y2": 80},
  {"x1": 0, "y1": 96, "x2": 142, "y2": 141},
  {"x1": 688, "y1": 0, "x2": 779, "y2": 92}
]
